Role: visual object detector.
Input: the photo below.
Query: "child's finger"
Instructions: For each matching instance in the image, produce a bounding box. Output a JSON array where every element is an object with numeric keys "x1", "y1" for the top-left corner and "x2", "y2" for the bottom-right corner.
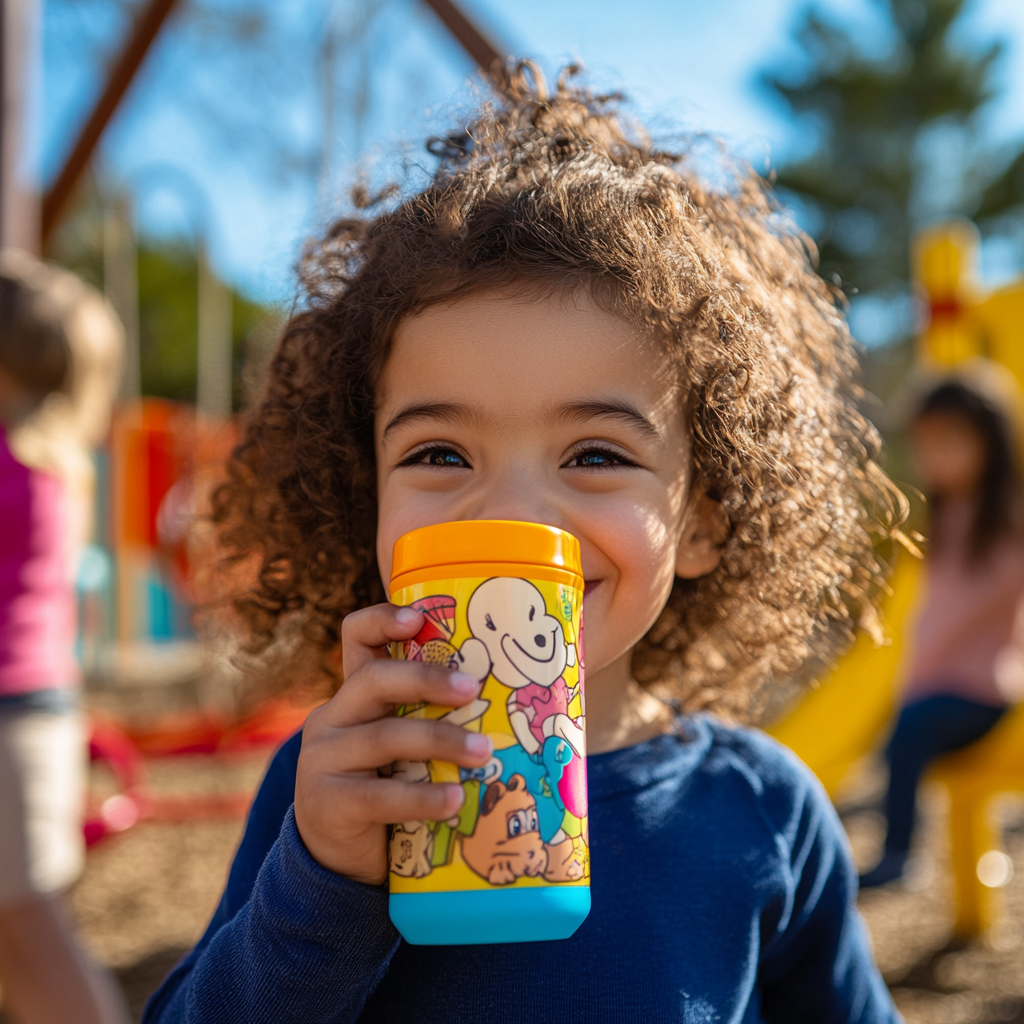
[
  {"x1": 317, "y1": 715, "x2": 493, "y2": 775},
  {"x1": 340, "y1": 603, "x2": 424, "y2": 677},
  {"x1": 319, "y1": 659, "x2": 480, "y2": 727},
  {"x1": 332, "y1": 776, "x2": 466, "y2": 826}
]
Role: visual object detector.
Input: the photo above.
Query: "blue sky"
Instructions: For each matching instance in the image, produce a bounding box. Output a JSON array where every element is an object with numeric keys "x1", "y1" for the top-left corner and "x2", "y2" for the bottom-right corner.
[{"x1": 43, "y1": 0, "x2": 1024, "y2": 308}]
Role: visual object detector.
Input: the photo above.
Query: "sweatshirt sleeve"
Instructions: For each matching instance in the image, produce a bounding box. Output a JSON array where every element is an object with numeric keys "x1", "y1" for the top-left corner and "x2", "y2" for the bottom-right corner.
[
  {"x1": 753, "y1": 741, "x2": 900, "y2": 1024},
  {"x1": 142, "y1": 735, "x2": 401, "y2": 1023}
]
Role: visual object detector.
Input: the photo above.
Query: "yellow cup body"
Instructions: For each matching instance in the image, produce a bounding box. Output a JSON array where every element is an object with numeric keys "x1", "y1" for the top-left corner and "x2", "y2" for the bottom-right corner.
[{"x1": 388, "y1": 521, "x2": 588, "y2": 897}]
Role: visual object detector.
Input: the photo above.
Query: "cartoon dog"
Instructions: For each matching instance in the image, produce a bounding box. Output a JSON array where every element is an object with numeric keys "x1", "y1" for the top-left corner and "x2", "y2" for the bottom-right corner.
[
  {"x1": 492, "y1": 738, "x2": 587, "y2": 882},
  {"x1": 389, "y1": 820, "x2": 434, "y2": 878},
  {"x1": 460, "y1": 771, "x2": 586, "y2": 885},
  {"x1": 493, "y1": 737, "x2": 573, "y2": 842},
  {"x1": 460, "y1": 774, "x2": 548, "y2": 885},
  {"x1": 466, "y1": 577, "x2": 585, "y2": 772},
  {"x1": 543, "y1": 834, "x2": 585, "y2": 883}
]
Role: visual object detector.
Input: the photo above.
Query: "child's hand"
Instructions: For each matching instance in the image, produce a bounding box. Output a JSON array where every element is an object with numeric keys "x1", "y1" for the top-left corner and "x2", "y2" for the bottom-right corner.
[{"x1": 295, "y1": 603, "x2": 493, "y2": 886}]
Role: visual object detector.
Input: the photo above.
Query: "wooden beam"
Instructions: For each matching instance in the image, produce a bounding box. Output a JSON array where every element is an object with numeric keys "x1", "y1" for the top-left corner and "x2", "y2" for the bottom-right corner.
[
  {"x1": 41, "y1": 0, "x2": 179, "y2": 246},
  {"x1": 420, "y1": 0, "x2": 506, "y2": 87},
  {"x1": 43, "y1": 0, "x2": 502, "y2": 246}
]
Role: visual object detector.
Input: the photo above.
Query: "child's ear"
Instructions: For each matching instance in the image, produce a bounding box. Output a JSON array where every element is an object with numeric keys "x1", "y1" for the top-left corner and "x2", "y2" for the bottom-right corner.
[{"x1": 675, "y1": 491, "x2": 729, "y2": 580}]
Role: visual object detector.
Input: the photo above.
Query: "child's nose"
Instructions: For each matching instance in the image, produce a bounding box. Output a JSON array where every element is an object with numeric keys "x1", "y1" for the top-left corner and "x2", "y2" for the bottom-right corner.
[{"x1": 457, "y1": 470, "x2": 564, "y2": 535}]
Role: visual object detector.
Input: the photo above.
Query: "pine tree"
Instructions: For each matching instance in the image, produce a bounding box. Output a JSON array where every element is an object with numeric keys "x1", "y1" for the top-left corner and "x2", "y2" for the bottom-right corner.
[{"x1": 764, "y1": 0, "x2": 1024, "y2": 309}]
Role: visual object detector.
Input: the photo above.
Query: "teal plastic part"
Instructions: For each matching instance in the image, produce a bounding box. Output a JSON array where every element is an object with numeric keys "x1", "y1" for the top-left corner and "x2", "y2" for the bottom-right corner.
[{"x1": 389, "y1": 886, "x2": 591, "y2": 945}]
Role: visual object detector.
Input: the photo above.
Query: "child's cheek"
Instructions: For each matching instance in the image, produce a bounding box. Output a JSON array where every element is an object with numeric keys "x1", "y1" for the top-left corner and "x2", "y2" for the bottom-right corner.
[{"x1": 583, "y1": 505, "x2": 680, "y2": 665}]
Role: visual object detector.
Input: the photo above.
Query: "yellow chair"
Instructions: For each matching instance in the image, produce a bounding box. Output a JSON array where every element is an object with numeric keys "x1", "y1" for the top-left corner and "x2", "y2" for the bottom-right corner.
[
  {"x1": 930, "y1": 703, "x2": 1024, "y2": 939},
  {"x1": 769, "y1": 546, "x2": 1023, "y2": 940},
  {"x1": 766, "y1": 554, "x2": 920, "y2": 800}
]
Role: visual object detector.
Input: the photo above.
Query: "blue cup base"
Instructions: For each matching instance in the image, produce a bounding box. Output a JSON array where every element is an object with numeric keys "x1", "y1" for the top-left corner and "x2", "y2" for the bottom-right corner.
[{"x1": 389, "y1": 886, "x2": 591, "y2": 945}]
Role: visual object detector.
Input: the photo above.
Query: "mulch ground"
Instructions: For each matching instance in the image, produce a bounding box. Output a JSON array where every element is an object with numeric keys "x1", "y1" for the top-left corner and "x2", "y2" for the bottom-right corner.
[{"x1": 50, "y1": 751, "x2": 1024, "y2": 1022}]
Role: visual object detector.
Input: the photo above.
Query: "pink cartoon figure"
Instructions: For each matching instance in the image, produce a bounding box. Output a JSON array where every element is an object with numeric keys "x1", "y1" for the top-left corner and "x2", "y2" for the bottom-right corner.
[{"x1": 465, "y1": 577, "x2": 586, "y2": 822}]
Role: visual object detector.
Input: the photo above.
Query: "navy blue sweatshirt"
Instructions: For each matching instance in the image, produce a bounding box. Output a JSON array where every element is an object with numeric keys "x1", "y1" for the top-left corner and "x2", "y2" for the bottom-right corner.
[{"x1": 143, "y1": 716, "x2": 900, "y2": 1023}]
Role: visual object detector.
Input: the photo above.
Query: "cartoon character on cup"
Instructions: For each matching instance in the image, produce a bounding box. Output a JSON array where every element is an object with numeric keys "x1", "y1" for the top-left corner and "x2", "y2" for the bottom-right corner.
[
  {"x1": 466, "y1": 578, "x2": 583, "y2": 750},
  {"x1": 460, "y1": 774, "x2": 548, "y2": 885},
  {"x1": 465, "y1": 577, "x2": 588, "y2": 831}
]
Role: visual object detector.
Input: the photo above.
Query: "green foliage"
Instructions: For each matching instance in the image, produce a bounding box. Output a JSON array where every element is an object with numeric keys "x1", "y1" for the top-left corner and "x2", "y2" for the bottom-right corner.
[
  {"x1": 134, "y1": 240, "x2": 268, "y2": 407},
  {"x1": 764, "y1": 0, "x2": 1024, "y2": 300},
  {"x1": 974, "y1": 149, "x2": 1024, "y2": 225},
  {"x1": 48, "y1": 200, "x2": 275, "y2": 410}
]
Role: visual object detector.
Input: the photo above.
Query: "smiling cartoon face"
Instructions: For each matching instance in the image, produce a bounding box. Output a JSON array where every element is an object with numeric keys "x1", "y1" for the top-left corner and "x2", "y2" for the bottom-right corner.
[{"x1": 466, "y1": 577, "x2": 568, "y2": 689}]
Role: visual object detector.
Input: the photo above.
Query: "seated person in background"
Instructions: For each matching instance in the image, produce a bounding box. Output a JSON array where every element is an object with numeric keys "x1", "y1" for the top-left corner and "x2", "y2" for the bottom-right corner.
[{"x1": 860, "y1": 364, "x2": 1024, "y2": 888}]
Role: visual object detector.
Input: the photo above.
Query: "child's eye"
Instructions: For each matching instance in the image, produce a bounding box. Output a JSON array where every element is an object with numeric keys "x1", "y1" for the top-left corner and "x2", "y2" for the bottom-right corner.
[
  {"x1": 398, "y1": 445, "x2": 470, "y2": 469},
  {"x1": 562, "y1": 445, "x2": 639, "y2": 470}
]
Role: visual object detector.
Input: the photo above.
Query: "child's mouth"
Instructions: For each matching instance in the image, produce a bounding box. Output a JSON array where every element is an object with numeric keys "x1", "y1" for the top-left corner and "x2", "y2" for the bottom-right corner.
[{"x1": 583, "y1": 579, "x2": 602, "y2": 599}]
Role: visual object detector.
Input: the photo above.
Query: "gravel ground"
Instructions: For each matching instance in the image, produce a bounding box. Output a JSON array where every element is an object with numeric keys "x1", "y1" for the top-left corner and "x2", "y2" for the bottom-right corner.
[
  {"x1": 72, "y1": 753, "x2": 272, "y2": 1020},
  {"x1": 845, "y1": 780, "x2": 1024, "y2": 1024},
  {"x1": 14, "y1": 751, "x2": 1023, "y2": 1022}
]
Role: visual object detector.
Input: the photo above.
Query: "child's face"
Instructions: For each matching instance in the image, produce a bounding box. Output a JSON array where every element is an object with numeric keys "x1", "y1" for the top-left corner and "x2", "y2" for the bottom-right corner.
[
  {"x1": 374, "y1": 289, "x2": 724, "y2": 680},
  {"x1": 913, "y1": 412, "x2": 987, "y2": 499}
]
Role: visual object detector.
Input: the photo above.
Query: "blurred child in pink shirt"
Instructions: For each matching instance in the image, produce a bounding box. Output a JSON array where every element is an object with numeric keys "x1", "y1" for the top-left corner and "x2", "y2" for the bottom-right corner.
[
  {"x1": 861, "y1": 367, "x2": 1024, "y2": 887},
  {"x1": 0, "y1": 251, "x2": 126, "y2": 1024}
]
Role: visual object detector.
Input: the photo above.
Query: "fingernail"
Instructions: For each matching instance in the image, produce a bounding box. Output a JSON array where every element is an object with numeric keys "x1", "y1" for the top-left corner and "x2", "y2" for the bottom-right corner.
[
  {"x1": 445, "y1": 784, "x2": 465, "y2": 810},
  {"x1": 465, "y1": 732, "x2": 492, "y2": 757},
  {"x1": 450, "y1": 672, "x2": 477, "y2": 694},
  {"x1": 395, "y1": 606, "x2": 420, "y2": 625}
]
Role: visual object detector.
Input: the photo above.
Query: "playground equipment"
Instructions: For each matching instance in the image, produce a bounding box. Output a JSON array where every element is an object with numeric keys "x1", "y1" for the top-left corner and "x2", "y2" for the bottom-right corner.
[
  {"x1": 79, "y1": 397, "x2": 237, "y2": 673},
  {"x1": 84, "y1": 697, "x2": 316, "y2": 847},
  {"x1": 81, "y1": 397, "x2": 319, "y2": 844},
  {"x1": 768, "y1": 219, "x2": 1024, "y2": 940},
  {"x1": 931, "y1": 706, "x2": 1024, "y2": 938},
  {"x1": 766, "y1": 553, "x2": 921, "y2": 798}
]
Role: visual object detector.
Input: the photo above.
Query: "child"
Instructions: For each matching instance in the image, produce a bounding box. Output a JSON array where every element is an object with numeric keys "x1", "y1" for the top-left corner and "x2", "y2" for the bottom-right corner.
[
  {"x1": 145, "y1": 68, "x2": 904, "y2": 1022},
  {"x1": 860, "y1": 367, "x2": 1024, "y2": 888},
  {"x1": 0, "y1": 251, "x2": 126, "y2": 1024}
]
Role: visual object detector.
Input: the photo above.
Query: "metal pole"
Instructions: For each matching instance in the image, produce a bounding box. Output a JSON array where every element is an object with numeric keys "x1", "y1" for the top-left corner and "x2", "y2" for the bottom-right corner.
[
  {"x1": 103, "y1": 194, "x2": 141, "y2": 401},
  {"x1": 41, "y1": 0, "x2": 179, "y2": 247},
  {"x1": 197, "y1": 243, "x2": 232, "y2": 419},
  {"x1": 0, "y1": 0, "x2": 40, "y2": 252}
]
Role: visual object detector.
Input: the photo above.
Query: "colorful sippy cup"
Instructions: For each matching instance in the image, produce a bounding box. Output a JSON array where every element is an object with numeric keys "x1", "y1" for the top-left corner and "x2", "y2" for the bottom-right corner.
[{"x1": 387, "y1": 520, "x2": 590, "y2": 945}]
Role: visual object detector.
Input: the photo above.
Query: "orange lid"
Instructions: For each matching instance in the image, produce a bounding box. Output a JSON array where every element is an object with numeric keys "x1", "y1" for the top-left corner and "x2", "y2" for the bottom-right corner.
[{"x1": 390, "y1": 520, "x2": 582, "y2": 582}]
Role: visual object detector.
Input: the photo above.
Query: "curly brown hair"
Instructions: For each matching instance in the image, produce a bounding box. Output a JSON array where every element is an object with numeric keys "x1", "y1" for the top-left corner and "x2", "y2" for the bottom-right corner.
[{"x1": 211, "y1": 65, "x2": 906, "y2": 719}]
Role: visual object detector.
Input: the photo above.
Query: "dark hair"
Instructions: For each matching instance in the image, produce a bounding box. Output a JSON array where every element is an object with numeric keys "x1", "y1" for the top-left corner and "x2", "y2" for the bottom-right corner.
[
  {"x1": 210, "y1": 67, "x2": 906, "y2": 719},
  {"x1": 0, "y1": 258, "x2": 70, "y2": 398},
  {"x1": 916, "y1": 377, "x2": 1022, "y2": 562}
]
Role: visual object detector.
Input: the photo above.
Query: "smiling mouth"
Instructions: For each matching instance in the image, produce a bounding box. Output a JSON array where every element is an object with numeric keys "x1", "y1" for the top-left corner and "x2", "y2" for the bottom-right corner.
[{"x1": 502, "y1": 630, "x2": 559, "y2": 667}]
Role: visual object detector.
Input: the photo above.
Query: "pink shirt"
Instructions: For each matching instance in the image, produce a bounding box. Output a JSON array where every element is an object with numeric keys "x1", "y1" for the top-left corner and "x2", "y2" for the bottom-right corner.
[
  {"x1": 904, "y1": 497, "x2": 1024, "y2": 707},
  {"x1": 0, "y1": 426, "x2": 78, "y2": 694},
  {"x1": 508, "y1": 678, "x2": 572, "y2": 748}
]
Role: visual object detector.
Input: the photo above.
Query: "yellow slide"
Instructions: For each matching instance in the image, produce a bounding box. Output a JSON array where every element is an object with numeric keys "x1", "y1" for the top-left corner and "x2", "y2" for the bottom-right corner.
[{"x1": 766, "y1": 554, "x2": 921, "y2": 798}]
